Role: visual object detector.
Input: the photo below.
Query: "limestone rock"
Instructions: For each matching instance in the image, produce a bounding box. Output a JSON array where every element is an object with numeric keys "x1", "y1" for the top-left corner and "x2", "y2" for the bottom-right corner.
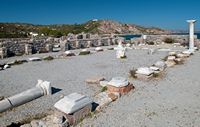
[{"x1": 165, "y1": 60, "x2": 176, "y2": 67}]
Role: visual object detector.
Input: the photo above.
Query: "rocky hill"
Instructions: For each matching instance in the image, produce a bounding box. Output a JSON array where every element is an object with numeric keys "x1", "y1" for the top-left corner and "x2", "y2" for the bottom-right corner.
[{"x1": 0, "y1": 20, "x2": 169, "y2": 38}]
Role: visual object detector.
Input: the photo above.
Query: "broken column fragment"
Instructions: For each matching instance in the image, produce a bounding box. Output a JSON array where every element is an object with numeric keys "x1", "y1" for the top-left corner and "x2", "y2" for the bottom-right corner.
[{"x1": 0, "y1": 80, "x2": 52, "y2": 113}]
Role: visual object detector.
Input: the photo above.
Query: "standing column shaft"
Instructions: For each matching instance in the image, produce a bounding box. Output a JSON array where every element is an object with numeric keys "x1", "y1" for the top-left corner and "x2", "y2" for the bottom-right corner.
[
  {"x1": 187, "y1": 20, "x2": 196, "y2": 50},
  {"x1": 189, "y1": 23, "x2": 194, "y2": 49}
]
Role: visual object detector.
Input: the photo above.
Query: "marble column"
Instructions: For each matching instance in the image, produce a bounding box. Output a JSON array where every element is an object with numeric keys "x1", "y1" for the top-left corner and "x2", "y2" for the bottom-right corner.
[{"x1": 187, "y1": 20, "x2": 196, "y2": 51}]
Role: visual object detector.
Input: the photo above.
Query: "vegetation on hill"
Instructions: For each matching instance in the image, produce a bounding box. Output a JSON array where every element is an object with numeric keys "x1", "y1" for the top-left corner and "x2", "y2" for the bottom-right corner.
[{"x1": 0, "y1": 20, "x2": 168, "y2": 38}]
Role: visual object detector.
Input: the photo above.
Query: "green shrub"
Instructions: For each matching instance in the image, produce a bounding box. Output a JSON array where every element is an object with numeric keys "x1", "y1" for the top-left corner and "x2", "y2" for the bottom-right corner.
[
  {"x1": 43, "y1": 56, "x2": 54, "y2": 61},
  {"x1": 79, "y1": 51, "x2": 90, "y2": 55},
  {"x1": 129, "y1": 68, "x2": 137, "y2": 78},
  {"x1": 163, "y1": 37, "x2": 175, "y2": 44},
  {"x1": 101, "y1": 86, "x2": 107, "y2": 92}
]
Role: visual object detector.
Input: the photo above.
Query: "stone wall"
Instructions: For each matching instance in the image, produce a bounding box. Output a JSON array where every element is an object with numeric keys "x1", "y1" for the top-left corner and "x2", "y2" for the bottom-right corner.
[
  {"x1": 0, "y1": 35, "x2": 119, "y2": 58},
  {"x1": 131, "y1": 35, "x2": 198, "y2": 45}
]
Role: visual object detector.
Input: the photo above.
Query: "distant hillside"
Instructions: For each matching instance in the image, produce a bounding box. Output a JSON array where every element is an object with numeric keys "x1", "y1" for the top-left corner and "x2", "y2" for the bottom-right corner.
[{"x1": 0, "y1": 20, "x2": 169, "y2": 38}]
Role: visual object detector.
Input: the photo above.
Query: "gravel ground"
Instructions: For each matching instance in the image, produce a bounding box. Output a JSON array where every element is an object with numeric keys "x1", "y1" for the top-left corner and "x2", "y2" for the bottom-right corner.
[
  {"x1": 0, "y1": 45, "x2": 188, "y2": 126},
  {"x1": 81, "y1": 51, "x2": 200, "y2": 127}
]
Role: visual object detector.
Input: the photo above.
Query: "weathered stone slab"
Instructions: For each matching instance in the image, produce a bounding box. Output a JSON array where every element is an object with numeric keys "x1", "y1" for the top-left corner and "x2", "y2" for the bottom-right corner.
[
  {"x1": 136, "y1": 67, "x2": 154, "y2": 76},
  {"x1": 64, "y1": 51, "x2": 75, "y2": 56},
  {"x1": 28, "y1": 57, "x2": 42, "y2": 61},
  {"x1": 54, "y1": 93, "x2": 92, "y2": 114},
  {"x1": 95, "y1": 92, "x2": 113, "y2": 112},
  {"x1": 153, "y1": 61, "x2": 167, "y2": 71},
  {"x1": 176, "y1": 53, "x2": 189, "y2": 58},
  {"x1": 95, "y1": 47, "x2": 103, "y2": 52},
  {"x1": 167, "y1": 56, "x2": 176, "y2": 61},
  {"x1": 85, "y1": 76, "x2": 105, "y2": 84},
  {"x1": 107, "y1": 77, "x2": 129, "y2": 87},
  {"x1": 135, "y1": 73, "x2": 153, "y2": 80}
]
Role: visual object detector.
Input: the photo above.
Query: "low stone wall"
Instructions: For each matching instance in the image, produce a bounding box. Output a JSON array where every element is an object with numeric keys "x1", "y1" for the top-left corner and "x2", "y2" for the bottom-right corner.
[
  {"x1": 0, "y1": 37, "x2": 119, "y2": 59},
  {"x1": 131, "y1": 35, "x2": 198, "y2": 45}
]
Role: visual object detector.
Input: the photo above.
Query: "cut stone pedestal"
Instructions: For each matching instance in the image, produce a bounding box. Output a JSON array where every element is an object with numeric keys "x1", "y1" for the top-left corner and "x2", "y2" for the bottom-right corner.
[
  {"x1": 107, "y1": 77, "x2": 134, "y2": 95},
  {"x1": 65, "y1": 104, "x2": 92, "y2": 125},
  {"x1": 54, "y1": 93, "x2": 92, "y2": 114}
]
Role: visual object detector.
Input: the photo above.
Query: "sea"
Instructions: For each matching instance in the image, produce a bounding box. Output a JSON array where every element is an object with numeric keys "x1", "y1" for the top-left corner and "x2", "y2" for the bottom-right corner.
[{"x1": 120, "y1": 33, "x2": 200, "y2": 40}]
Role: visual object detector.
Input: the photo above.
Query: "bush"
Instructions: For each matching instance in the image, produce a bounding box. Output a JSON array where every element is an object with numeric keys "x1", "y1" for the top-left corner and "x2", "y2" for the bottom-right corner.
[
  {"x1": 129, "y1": 68, "x2": 137, "y2": 78},
  {"x1": 79, "y1": 51, "x2": 90, "y2": 55},
  {"x1": 101, "y1": 86, "x2": 107, "y2": 92},
  {"x1": 147, "y1": 41, "x2": 155, "y2": 45},
  {"x1": 163, "y1": 38, "x2": 175, "y2": 44},
  {"x1": 43, "y1": 56, "x2": 54, "y2": 61}
]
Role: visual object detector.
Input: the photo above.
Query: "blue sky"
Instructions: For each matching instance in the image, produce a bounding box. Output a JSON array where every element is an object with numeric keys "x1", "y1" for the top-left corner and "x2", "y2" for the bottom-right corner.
[{"x1": 0, "y1": 0, "x2": 199, "y2": 30}]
